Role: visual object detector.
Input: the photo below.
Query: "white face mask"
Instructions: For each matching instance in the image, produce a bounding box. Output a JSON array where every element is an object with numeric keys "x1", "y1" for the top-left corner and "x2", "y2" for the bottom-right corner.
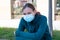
[{"x1": 23, "y1": 14, "x2": 35, "y2": 22}]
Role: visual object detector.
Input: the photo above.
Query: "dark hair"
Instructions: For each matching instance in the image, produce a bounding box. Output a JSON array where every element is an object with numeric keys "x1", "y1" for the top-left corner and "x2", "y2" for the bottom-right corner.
[{"x1": 22, "y1": 3, "x2": 35, "y2": 12}]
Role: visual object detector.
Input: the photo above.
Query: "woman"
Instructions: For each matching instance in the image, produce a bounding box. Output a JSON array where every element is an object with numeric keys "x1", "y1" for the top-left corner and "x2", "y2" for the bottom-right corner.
[{"x1": 15, "y1": 3, "x2": 52, "y2": 40}]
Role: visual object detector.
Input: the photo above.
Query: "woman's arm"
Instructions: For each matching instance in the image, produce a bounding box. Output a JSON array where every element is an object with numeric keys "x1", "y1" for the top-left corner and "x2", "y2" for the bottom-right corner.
[
  {"x1": 18, "y1": 16, "x2": 49, "y2": 40},
  {"x1": 15, "y1": 36, "x2": 33, "y2": 40},
  {"x1": 15, "y1": 18, "x2": 25, "y2": 36}
]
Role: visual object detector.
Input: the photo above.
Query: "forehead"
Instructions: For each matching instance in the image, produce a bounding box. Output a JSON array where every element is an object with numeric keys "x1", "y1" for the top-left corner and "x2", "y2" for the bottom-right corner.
[{"x1": 23, "y1": 7, "x2": 33, "y2": 13}]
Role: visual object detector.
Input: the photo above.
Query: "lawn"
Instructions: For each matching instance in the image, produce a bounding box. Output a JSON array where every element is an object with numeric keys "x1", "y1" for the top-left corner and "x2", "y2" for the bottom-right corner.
[
  {"x1": 0, "y1": 28, "x2": 16, "y2": 40},
  {"x1": 53, "y1": 30, "x2": 60, "y2": 40},
  {"x1": 0, "y1": 28, "x2": 60, "y2": 40}
]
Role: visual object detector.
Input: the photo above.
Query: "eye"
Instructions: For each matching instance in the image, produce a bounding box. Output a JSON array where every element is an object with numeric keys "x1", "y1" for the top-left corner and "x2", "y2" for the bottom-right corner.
[
  {"x1": 23, "y1": 13, "x2": 26, "y2": 15},
  {"x1": 28, "y1": 12, "x2": 31, "y2": 14}
]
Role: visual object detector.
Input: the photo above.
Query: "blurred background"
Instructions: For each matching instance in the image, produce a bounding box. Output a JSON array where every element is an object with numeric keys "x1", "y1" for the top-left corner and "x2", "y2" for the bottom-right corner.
[{"x1": 0, "y1": 0, "x2": 60, "y2": 40}]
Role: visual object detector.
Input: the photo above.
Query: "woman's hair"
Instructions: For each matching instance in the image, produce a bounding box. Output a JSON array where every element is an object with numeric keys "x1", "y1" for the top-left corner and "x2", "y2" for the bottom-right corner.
[{"x1": 22, "y1": 3, "x2": 35, "y2": 12}]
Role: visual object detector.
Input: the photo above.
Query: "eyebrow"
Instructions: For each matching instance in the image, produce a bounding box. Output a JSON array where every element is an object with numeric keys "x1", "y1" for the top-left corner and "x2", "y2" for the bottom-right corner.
[{"x1": 23, "y1": 12, "x2": 31, "y2": 15}]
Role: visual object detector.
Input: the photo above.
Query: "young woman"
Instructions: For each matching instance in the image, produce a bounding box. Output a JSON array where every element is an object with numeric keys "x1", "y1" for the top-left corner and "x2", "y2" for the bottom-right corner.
[{"x1": 15, "y1": 3, "x2": 52, "y2": 40}]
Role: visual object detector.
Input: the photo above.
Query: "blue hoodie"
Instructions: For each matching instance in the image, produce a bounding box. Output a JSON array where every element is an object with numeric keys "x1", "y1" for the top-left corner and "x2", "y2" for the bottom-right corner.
[{"x1": 15, "y1": 13, "x2": 52, "y2": 40}]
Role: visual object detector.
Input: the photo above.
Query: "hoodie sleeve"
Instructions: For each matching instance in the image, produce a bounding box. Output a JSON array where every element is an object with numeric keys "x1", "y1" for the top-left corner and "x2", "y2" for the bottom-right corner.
[
  {"x1": 15, "y1": 18, "x2": 25, "y2": 36},
  {"x1": 17, "y1": 16, "x2": 52, "y2": 40}
]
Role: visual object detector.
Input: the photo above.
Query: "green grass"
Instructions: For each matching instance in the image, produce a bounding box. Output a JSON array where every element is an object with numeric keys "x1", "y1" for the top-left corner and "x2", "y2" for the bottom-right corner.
[
  {"x1": 0, "y1": 28, "x2": 16, "y2": 40},
  {"x1": 0, "y1": 28, "x2": 60, "y2": 40},
  {"x1": 53, "y1": 30, "x2": 60, "y2": 40}
]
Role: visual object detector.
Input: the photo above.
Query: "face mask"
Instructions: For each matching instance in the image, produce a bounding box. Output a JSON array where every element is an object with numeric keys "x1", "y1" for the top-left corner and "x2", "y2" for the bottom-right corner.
[{"x1": 23, "y1": 14, "x2": 35, "y2": 22}]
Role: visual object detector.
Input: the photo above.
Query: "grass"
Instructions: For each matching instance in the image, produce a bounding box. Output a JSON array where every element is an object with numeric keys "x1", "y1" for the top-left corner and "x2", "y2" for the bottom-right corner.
[
  {"x1": 53, "y1": 30, "x2": 60, "y2": 40},
  {"x1": 0, "y1": 28, "x2": 16, "y2": 40},
  {"x1": 0, "y1": 28, "x2": 60, "y2": 40}
]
